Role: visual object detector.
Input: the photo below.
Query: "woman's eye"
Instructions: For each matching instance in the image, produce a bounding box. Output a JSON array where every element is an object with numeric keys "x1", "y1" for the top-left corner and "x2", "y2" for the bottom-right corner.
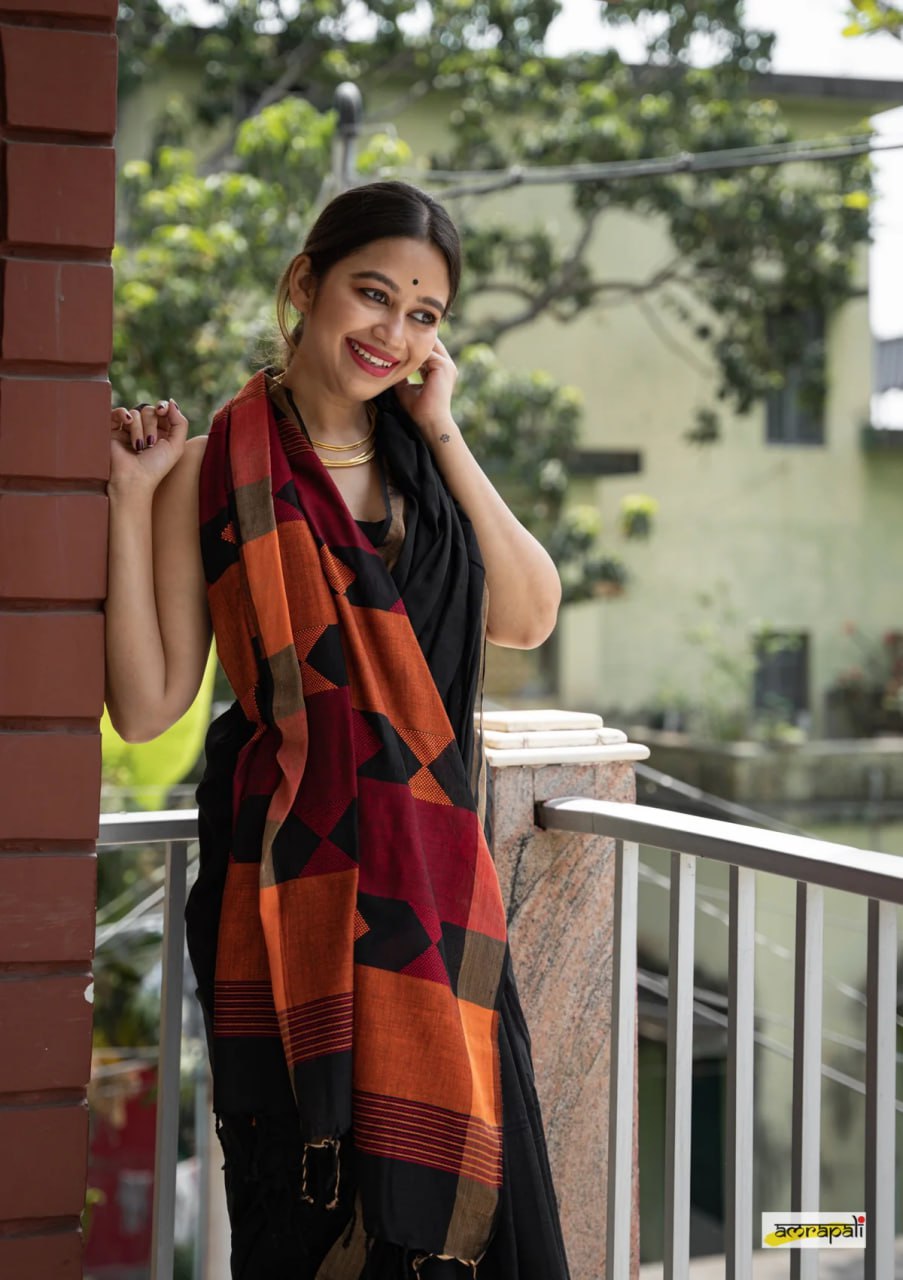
[{"x1": 360, "y1": 288, "x2": 437, "y2": 326}]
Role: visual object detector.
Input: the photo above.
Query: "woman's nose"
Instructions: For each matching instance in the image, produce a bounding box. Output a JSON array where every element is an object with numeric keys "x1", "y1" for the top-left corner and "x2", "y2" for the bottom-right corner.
[{"x1": 371, "y1": 309, "x2": 405, "y2": 350}]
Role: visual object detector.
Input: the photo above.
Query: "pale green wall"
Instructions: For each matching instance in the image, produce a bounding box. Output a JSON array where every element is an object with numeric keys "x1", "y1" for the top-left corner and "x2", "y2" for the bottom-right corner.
[{"x1": 382, "y1": 86, "x2": 902, "y2": 734}]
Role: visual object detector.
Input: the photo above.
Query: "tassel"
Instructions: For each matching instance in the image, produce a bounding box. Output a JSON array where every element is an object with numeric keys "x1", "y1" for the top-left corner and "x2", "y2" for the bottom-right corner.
[
  {"x1": 300, "y1": 1136, "x2": 341, "y2": 1209},
  {"x1": 411, "y1": 1252, "x2": 480, "y2": 1277}
]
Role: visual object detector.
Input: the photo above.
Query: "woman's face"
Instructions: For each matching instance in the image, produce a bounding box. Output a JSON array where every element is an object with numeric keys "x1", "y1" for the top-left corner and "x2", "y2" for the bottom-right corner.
[{"x1": 289, "y1": 236, "x2": 451, "y2": 399}]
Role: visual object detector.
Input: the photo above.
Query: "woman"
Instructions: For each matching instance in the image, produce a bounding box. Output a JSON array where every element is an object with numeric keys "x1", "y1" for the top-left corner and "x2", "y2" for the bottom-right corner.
[{"x1": 106, "y1": 181, "x2": 567, "y2": 1279}]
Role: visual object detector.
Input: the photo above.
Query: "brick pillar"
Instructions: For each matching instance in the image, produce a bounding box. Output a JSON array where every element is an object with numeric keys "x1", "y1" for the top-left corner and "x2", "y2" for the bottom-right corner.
[{"x1": 0, "y1": 3, "x2": 117, "y2": 1277}]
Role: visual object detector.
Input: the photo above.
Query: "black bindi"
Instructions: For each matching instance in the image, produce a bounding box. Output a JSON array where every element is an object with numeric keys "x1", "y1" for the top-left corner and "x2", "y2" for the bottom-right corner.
[{"x1": 412, "y1": 278, "x2": 419, "y2": 285}]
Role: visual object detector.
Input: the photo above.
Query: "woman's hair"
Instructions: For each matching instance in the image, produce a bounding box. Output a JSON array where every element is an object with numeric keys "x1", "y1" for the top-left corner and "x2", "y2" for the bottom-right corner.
[{"x1": 273, "y1": 180, "x2": 461, "y2": 369}]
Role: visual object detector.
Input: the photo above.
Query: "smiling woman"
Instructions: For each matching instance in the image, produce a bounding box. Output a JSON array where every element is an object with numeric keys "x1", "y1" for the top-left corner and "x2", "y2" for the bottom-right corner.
[{"x1": 105, "y1": 180, "x2": 567, "y2": 1280}]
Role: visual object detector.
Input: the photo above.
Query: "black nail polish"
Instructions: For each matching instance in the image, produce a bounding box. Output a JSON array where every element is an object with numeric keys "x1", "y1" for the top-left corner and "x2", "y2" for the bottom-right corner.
[{"x1": 146, "y1": 435, "x2": 155, "y2": 447}]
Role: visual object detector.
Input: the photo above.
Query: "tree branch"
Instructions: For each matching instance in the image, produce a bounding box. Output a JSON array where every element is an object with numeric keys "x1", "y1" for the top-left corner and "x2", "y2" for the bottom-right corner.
[
  {"x1": 199, "y1": 42, "x2": 325, "y2": 176},
  {"x1": 636, "y1": 294, "x2": 712, "y2": 377},
  {"x1": 463, "y1": 248, "x2": 686, "y2": 348}
]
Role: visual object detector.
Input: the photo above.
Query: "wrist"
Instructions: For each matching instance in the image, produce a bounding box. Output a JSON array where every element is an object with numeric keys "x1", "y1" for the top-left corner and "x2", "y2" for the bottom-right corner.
[
  {"x1": 421, "y1": 416, "x2": 461, "y2": 449},
  {"x1": 107, "y1": 475, "x2": 156, "y2": 506}
]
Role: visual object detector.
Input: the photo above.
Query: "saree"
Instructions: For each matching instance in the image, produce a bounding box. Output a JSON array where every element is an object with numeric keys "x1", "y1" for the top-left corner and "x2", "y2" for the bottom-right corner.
[{"x1": 195, "y1": 369, "x2": 509, "y2": 1268}]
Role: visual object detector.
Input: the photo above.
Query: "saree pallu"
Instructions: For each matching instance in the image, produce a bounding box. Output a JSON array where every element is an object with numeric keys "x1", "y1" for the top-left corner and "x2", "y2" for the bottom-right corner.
[{"x1": 193, "y1": 370, "x2": 512, "y2": 1269}]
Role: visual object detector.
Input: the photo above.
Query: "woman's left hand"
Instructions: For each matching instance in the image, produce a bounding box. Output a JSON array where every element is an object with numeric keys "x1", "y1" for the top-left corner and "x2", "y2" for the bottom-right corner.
[{"x1": 393, "y1": 336, "x2": 458, "y2": 440}]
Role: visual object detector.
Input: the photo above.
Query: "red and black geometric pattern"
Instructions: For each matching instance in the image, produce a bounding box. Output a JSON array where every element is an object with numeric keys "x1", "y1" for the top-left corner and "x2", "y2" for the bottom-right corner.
[{"x1": 198, "y1": 370, "x2": 508, "y2": 1265}]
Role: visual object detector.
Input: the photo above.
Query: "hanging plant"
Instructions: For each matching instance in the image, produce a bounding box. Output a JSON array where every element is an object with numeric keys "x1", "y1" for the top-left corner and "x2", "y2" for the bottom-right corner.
[{"x1": 620, "y1": 493, "x2": 659, "y2": 540}]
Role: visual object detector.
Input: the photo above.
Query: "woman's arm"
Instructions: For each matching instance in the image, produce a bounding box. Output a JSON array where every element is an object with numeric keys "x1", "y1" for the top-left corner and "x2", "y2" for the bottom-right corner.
[
  {"x1": 393, "y1": 343, "x2": 562, "y2": 650},
  {"x1": 105, "y1": 401, "x2": 212, "y2": 742}
]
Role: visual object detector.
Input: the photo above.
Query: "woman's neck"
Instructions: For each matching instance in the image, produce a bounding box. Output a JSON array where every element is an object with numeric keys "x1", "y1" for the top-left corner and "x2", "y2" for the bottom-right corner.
[{"x1": 280, "y1": 351, "x2": 372, "y2": 444}]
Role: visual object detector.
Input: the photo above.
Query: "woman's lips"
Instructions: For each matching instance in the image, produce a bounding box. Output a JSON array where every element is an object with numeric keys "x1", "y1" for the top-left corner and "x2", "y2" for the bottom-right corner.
[{"x1": 345, "y1": 337, "x2": 399, "y2": 378}]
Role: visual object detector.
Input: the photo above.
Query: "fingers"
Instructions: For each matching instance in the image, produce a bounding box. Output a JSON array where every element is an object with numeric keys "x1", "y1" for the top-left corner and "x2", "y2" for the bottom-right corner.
[
  {"x1": 160, "y1": 397, "x2": 190, "y2": 445},
  {"x1": 110, "y1": 398, "x2": 190, "y2": 453}
]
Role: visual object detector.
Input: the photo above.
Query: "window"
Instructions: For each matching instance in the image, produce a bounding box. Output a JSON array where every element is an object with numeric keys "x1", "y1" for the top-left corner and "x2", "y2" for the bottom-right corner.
[
  {"x1": 765, "y1": 309, "x2": 826, "y2": 446},
  {"x1": 754, "y1": 631, "x2": 810, "y2": 722}
]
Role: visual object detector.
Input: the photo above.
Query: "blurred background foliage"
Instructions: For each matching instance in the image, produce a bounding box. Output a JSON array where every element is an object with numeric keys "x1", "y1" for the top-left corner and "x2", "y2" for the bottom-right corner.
[{"x1": 113, "y1": 0, "x2": 873, "y2": 609}]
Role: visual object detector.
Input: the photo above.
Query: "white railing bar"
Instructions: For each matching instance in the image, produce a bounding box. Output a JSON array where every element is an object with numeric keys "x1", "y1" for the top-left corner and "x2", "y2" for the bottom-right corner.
[
  {"x1": 664, "y1": 852, "x2": 696, "y2": 1280},
  {"x1": 865, "y1": 898, "x2": 897, "y2": 1279},
  {"x1": 640, "y1": 859, "x2": 903, "y2": 1033},
  {"x1": 640, "y1": 967, "x2": 903, "y2": 1114},
  {"x1": 99, "y1": 808, "x2": 199, "y2": 845},
  {"x1": 150, "y1": 839, "x2": 189, "y2": 1280},
  {"x1": 538, "y1": 799, "x2": 903, "y2": 903},
  {"x1": 606, "y1": 839, "x2": 639, "y2": 1280},
  {"x1": 790, "y1": 883, "x2": 824, "y2": 1280},
  {"x1": 725, "y1": 865, "x2": 755, "y2": 1280}
]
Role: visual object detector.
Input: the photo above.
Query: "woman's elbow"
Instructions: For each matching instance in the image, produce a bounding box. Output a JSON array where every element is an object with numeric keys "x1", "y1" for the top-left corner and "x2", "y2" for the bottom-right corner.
[
  {"x1": 488, "y1": 584, "x2": 561, "y2": 650},
  {"x1": 106, "y1": 708, "x2": 167, "y2": 744}
]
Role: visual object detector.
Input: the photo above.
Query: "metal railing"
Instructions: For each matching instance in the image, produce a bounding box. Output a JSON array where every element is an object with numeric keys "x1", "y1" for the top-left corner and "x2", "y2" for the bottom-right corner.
[
  {"x1": 537, "y1": 797, "x2": 903, "y2": 1280},
  {"x1": 98, "y1": 809, "x2": 199, "y2": 1280}
]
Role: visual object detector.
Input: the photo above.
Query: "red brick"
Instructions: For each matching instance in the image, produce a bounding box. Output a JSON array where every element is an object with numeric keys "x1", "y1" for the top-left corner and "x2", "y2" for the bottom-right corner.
[
  {"x1": 0, "y1": 376, "x2": 110, "y2": 482},
  {"x1": 1, "y1": 27, "x2": 117, "y2": 137},
  {"x1": 6, "y1": 142, "x2": 116, "y2": 250},
  {"x1": 0, "y1": 613, "x2": 104, "y2": 718},
  {"x1": 0, "y1": 492, "x2": 107, "y2": 600},
  {"x1": 1, "y1": 260, "x2": 113, "y2": 366},
  {"x1": 2, "y1": 0, "x2": 116, "y2": 14},
  {"x1": 0, "y1": 974, "x2": 93, "y2": 1094},
  {"x1": 0, "y1": 1233, "x2": 83, "y2": 1280},
  {"x1": 0, "y1": 1105, "x2": 88, "y2": 1218},
  {"x1": 0, "y1": 854, "x2": 95, "y2": 962},
  {"x1": 0, "y1": 732, "x2": 100, "y2": 841}
]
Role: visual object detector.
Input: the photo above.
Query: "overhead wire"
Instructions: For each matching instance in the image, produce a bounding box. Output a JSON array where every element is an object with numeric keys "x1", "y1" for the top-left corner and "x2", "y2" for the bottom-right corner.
[{"x1": 400, "y1": 132, "x2": 903, "y2": 199}]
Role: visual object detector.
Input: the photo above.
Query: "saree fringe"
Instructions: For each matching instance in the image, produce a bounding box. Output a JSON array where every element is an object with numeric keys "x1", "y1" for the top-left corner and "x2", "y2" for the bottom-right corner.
[{"x1": 302, "y1": 1136, "x2": 342, "y2": 1210}]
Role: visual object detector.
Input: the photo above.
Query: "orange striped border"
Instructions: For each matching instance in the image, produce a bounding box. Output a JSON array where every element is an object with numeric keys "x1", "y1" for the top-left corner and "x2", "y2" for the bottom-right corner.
[
  {"x1": 354, "y1": 1091, "x2": 502, "y2": 1188},
  {"x1": 279, "y1": 991, "x2": 354, "y2": 1065}
]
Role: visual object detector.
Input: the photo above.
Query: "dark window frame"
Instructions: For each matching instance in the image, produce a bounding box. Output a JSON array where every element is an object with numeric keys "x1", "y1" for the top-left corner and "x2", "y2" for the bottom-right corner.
[
  {"x1": 753, "y1": 630, "x2": 810, "y2": 722},
  {"x1": 765, "y1": 309, "x2": 826, "y2": 447}
]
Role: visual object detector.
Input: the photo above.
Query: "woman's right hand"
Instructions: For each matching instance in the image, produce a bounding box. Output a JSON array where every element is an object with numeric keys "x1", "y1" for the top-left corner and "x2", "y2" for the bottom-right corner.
[{"x1": 109, "y1": 399, "x2": 190, "y2": 493}]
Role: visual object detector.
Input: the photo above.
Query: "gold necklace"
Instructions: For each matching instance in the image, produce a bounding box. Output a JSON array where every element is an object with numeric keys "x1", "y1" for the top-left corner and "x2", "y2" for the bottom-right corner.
[
  {"x1": 273, "y1": 373, "x2": 377, "y2": 468},
  {"x1": 309, "y1": 427, "x2": 374, "y2": 452},
  {"x1": 320, "y1": 443, "x2": 377, "y2": 469}
]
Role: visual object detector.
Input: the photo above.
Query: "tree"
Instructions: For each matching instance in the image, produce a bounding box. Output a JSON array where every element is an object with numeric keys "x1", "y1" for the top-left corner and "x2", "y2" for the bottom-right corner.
[
  {"x1": 113, "y1": 0, "x2": 872, "y2": 596},
  {"x1": 844, "y1": 1, "x2": 903, "y2": 39},
  {"x1": 117, "y1": 0, "x2": 871, "y2": 434}
]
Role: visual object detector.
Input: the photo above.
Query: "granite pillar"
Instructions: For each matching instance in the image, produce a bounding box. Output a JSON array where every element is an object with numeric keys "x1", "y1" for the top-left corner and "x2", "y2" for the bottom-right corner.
[{"x1": 485, "y1": 711, "x2": 647, "y2": 1280}]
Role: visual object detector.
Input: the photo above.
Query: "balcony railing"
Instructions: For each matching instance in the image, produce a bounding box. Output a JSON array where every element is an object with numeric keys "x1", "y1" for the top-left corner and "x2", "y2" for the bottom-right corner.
[
  {"x1": 537, "y1": 798, "x2": 903, "y2": 1280},
  {"x1": 99, "y1": 800, "x2": 903, "y2": 1280},
  {"x1": 98, "y1": 810, "x2": 198, "y2": 1280}
]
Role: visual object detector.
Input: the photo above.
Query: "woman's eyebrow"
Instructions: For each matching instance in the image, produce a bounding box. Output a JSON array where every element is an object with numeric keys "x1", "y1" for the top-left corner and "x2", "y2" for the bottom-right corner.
[{"x1": 351, "y1": 269, "x2": 445, "y2": 314}]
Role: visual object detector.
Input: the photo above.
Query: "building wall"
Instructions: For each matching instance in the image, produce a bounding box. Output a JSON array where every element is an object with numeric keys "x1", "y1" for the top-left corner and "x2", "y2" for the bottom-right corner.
[
  {"x1": 0, "y1": 2, "x2": 117, "y2": 1275},
  {"x1": 382, "y1": 88, "x2": 902, "y2": 734}
]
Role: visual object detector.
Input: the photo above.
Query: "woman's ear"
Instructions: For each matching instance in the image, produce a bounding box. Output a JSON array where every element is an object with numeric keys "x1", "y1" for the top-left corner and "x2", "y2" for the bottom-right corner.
[{"x1": 289, "y1": 254, "x2": 317, "y2": 313}]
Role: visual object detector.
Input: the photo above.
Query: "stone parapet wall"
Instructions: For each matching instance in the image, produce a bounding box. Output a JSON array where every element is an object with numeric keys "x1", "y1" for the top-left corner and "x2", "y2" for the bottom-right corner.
[{"x1": 637, "y1": 730, "x2": 903, "y2": 810}]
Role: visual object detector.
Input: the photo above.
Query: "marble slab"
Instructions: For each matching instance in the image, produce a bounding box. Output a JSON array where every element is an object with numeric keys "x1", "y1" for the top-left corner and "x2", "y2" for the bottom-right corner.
[
  {"x1": 481, "y1": 709, "x2": 607, "y2": 732},
  {"x1": 482, "y1": 727, "x2": 629, "y2": 749}
]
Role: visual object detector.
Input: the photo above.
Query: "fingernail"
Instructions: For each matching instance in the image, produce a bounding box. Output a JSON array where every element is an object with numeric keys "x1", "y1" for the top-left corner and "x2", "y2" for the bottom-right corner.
[
  {"x1": 146, "y1": 434, "x2": 155, "y2": 447},
  {"x1": 135, "y1": 439, "x2": 144, "y2": 452},
  {"x1": 157, "y1": 399, "x2": 169, "y2": 412}
]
